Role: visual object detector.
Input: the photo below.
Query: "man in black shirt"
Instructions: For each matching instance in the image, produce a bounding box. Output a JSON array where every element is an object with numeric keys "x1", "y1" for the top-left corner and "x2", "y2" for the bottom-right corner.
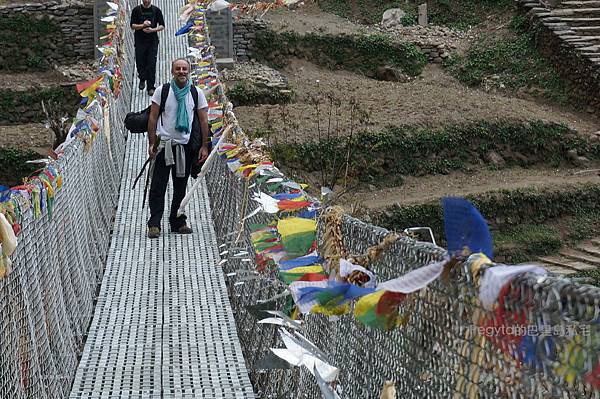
[{"x1": 130, "y1": 0, "x2": 165, "y2": 96}]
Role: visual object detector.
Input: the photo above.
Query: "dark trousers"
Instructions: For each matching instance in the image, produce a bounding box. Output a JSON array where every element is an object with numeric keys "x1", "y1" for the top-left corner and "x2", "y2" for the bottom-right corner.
[
  {"x1": 135, "y1": 40, "x2": 158, "y2": 89},
  {"x1": 147, "y1": 144, "x2": 192, "y2": 230}
]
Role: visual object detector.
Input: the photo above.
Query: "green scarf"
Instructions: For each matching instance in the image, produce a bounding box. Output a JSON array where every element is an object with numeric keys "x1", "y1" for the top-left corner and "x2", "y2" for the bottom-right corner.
[{"x1": 170, "y1": 79, "x2": 191, "y2": 133}]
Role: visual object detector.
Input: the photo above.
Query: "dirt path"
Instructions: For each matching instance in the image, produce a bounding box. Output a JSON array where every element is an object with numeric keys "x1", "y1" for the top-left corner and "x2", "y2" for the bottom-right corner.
[
  {"x1": 0, "y1": 124, "x2": 53, "y2": 154},
  {"x1": 261, "y1": 3, "x2": 375, "y2": 36},
  {"x1": 343, "y1": 164, "x2": 600, "y2": 209},
  {"x1": 233, "y1": 61, "x2": 599, "y2": 142}
]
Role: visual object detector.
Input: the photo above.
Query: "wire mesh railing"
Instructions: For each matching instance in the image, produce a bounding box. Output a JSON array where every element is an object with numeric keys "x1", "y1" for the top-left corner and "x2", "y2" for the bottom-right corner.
[
  {"x1": 199, "y1": 5, "x2": 600, "y2": 399},
  {"x1": 2, "y1": 0, "x2": 600, "y2": 398},
  {"x1": 0, "y1": 1, "x2": 133, "y2": 397}
]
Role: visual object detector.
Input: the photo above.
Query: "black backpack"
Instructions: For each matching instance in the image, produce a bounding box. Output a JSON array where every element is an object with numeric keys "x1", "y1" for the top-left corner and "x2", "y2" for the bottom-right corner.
[
  {"x1": 124, "y1": 83, "x2": 211, "y2": 178},
  {"x1": 124, "y1": 83, "x2": 204, "y2": 146}
]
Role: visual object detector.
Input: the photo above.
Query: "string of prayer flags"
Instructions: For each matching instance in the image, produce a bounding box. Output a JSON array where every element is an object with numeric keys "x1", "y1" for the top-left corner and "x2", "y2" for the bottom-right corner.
[
  {"x1": 277, "y1": 217, "x2": 316, "y2": 258},
  {"x1": 352, "y1": 259, "x2": 448, "y2": 330},
  {"x1": 480, "y1": 282, "x2": 531, "y2": 356},
  {"x1": 279, "y1": 253, "x2": 322, "y2": 270},
  {"x1": 279, "y1": 265, "x2": 327, "y2": 285},
  {"x1": 478, "y1": 264, "x2": 546, "y2": 311},
  {"x1": 554, "y1": 334, "x2": 587, "y2": 384},
  {"x1": 354, "y1": 290, "x2": 408, "y2": 331},
  {"x1": 585, "y1": 361, "x2": 600, "y2": 389},
  {"x1": 290, "y1": 280, "x2": 375, "y2": 316},
  {"x1": 443, "y1": 197, "x2": 493, "y2": 259},
  {"x1": 516, "y1": 330, "x2": 555, "y2": 371},
  {"x1": 0, "y1": 0, "x2": 124, "y2": 277},
  {"x1": 271, "y1": 328, "x2": 339, "y2": 383},
  {"x1": 339, "y1": 259, "x2": 376, "y2": 288},
  {"x1": 0, "y1": 212, "x2": 17, "y2": 278}
]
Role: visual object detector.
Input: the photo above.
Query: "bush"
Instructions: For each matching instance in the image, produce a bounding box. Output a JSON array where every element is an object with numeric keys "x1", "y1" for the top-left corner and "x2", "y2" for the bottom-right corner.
[
  {"x1": 253, "y1": 30, "x2": 427, "y2": 77},
  {"x1": 270, "y1": 120, "x2": 588, "y2": 181},
  {"x1": 0, "y1": 147, "x2": 40, "y2": 187},
  {"x1": 445, "y1": 15, "x2": 569, "y2": 104},
  {"x1": 226, "y1": 83, "x2": 294, "y2": 106}
]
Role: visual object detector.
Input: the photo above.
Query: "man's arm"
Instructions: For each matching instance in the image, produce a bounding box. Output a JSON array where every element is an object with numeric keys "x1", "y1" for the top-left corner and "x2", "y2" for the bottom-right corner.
[
  {"x1": 197, "y1": 107, "x2": 209, "y2": 162},
  {"x1": 144, "y1": 8, "x2": 165, "y2": 33},
  {"x1": 148, "y1": 102, "x2": 160, "y2": 157},
  {"x1": 130, "y1": 7, "x2": 149, "y2": 30}
]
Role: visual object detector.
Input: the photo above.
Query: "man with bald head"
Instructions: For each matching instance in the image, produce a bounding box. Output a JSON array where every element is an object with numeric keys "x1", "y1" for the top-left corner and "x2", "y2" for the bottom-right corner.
[
  {"x1": 146, "y1": 58, "x2": 210, "y2": 239},
  {"x1": 130, "y1": 0, "x2": 165, "y2": 96}
]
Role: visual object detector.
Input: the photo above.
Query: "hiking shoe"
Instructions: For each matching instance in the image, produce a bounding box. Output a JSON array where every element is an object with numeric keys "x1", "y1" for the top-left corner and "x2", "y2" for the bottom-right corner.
[
  {"x1": 147, "y1": 87, "x2": 155, "y2": 96},
  {"x1": 138, "y1": 80, "x2": 145, "y2": 90},
  {"x1": 172, "y1": 225, "x2": 193, "y2": 234},
  {"x1": 147, "y1": 226, "x2": 160, "y2": 239}
]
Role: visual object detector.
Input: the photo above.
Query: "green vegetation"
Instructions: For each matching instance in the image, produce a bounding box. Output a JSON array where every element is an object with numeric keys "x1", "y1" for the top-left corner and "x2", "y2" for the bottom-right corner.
[
  {"x1": 428, "y1": 0, "x2": 513, "y2": 30},
  {"x1": 373, "y1": 185, "x2": 600, "y2": 263},
  {"x1": 0, "y1": 147, "x2": 40, "y2": 187},
  {"x1": 0, "y1": 15, "x2": 60, "y2": 70},
  {"x1": 270, "y1": 121, "x2": 594, "y2": 184},
  {"x1": 226, "y1": 83, "x2": 294, "y2": 106},
  {"x1": 254, "y1": 30, "x2": 427, "y2": 76},
  {"x1": 317, "y1": 0, "x2": 513, "y2": 29},
  {"x1": 444, "y1": 15, "x2": 569, "y2": 104},
  {"x1": 494, "y1": 224, "x2": 563, "y2": 263},
  {"x1": 0, "y1": 87, "x2": 79, "y2": 124}
]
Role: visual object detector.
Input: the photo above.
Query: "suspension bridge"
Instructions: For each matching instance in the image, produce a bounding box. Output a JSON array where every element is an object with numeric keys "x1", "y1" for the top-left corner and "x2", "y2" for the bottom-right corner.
[{"x1": 1, "y1": 0, "x2": 600, "y2": 398}]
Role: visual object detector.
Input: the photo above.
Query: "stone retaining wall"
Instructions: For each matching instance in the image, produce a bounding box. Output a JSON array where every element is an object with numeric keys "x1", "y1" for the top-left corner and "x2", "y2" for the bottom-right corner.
[
  {"x1": 516, "y1": 1, "x2": 600, "y2": 115},
  {"x1": 0, "y1": 0, "x2": 94, "y2": 70},
  {"x1": 0, "y1": 84, "x2": 79, "y2": 124},
  {"x1": 232, "y1": 17, "x2": 452, "y2": 66},
  {"x1": 233, "y1": 18, "x2": 266, "y2": 62}
]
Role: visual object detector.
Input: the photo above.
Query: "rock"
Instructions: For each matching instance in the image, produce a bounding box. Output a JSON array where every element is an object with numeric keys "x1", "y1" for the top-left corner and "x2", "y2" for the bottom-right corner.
[
  {"x1": 433, "y1": 57, "x2": 443, "y2": 64},
  {"x1": 512, "y1": 151, "x2": 530, "y2": 166},
  {"x1": 567, "y1": 149, "x2": 579, "y2": 161},
  {"x1": 486, "y1": 151, "x2": 506, "y2": 168},
  {"x1": 368, "y1": 184, "x2": 377, "y2": 192},
  {"x1": 575, "y1": 156, "x2": 591, "y2": 166},
  {"x1": 381, "y1": 8, "x2": 406, "y2": 28},
  {"x1": 375, "y1": 65, "x2": 409, "y2": 82}
]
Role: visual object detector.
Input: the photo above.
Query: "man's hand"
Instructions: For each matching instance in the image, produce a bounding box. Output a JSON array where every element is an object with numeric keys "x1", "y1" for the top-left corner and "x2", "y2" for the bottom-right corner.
[
  {"x1": 143, "y1": 27, "x2": 154, "y2": 33},
  {"x1": 198, "y1": 146, "x2": 209, "y2": 163},
  {"x1": 143, "y1": 20, "x2": 151, "y2": 27},
  {"x1": 148, "y1": 144, "x2": 157, "y2": 158}
]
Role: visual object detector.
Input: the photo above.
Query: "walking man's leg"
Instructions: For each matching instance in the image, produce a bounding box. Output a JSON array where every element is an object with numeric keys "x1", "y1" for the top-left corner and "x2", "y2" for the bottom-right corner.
[
  {"x1": 169, "y1": 146, "x2": 192, "y2": 233},
  {"x1": 147, "y1": 150, "x2": 170, "y2": 237},
  {"x1": 135, "y1": 43, "x2": 148, "y2": 90},
  {"x1": 146, "y1": 40, "x2": 159, "y2": 95}
]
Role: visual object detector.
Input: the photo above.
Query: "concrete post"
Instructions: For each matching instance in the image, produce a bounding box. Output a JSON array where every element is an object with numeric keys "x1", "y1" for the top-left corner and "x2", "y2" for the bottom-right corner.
[
  {"x1": 206, "y1": 8, "x2": 234, "y2": 69},
  {"x1": 418, "y1": 3, "x2": 428, "y2": 27}
]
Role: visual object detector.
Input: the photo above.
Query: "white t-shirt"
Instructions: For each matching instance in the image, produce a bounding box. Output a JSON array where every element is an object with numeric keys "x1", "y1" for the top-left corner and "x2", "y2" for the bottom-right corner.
[{"x1": 151, "y1": 84, "x2": 208, "y2": 145}]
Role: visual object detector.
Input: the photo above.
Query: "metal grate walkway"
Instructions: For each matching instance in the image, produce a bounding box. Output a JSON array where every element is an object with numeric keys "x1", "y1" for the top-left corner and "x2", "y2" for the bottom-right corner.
[{"x1": 69, "y1": 0, "x2": 254, "y2": 397}]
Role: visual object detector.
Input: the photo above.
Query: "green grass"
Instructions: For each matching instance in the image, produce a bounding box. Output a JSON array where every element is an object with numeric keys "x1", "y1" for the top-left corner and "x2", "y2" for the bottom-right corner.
[
  {"x1": 444, "y1": 15, "x2": 569, "y2": 104},
  {"x1": 226, "y1": 83, "x2": 294, "y2": 106},
  {"x1": 0, "y1": 147, "x2": 40, "y2": 187},
  {"x1": 494, "y1": 224, "x2": 563, "y2": 263},
  {"x1": 270, "y1": 120, "x2": 582, "y2": 183}
]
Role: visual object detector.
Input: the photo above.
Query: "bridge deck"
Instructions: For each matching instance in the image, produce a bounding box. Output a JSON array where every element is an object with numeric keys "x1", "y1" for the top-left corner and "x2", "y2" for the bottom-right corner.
[{"x1": 69, "y1": 0, "x2": 254, "y2": 397}]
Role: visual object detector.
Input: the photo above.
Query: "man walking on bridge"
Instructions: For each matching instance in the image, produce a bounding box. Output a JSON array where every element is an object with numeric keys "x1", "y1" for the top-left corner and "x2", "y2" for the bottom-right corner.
[
  {"x1": 146, "y1": 58, "x2": 210, "y2": 238},
  {"x1": 130, "y1": 0, "x2": 165, "y2": 96}
]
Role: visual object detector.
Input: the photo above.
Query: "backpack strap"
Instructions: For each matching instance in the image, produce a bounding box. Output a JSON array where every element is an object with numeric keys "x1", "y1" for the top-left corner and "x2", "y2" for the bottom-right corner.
[
  {"x1": 158, "y1": 82, "x2": 170, "y2": 126},
  {"x1": 190, "y1": 85, "x2": 199, "y2": 111}
]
